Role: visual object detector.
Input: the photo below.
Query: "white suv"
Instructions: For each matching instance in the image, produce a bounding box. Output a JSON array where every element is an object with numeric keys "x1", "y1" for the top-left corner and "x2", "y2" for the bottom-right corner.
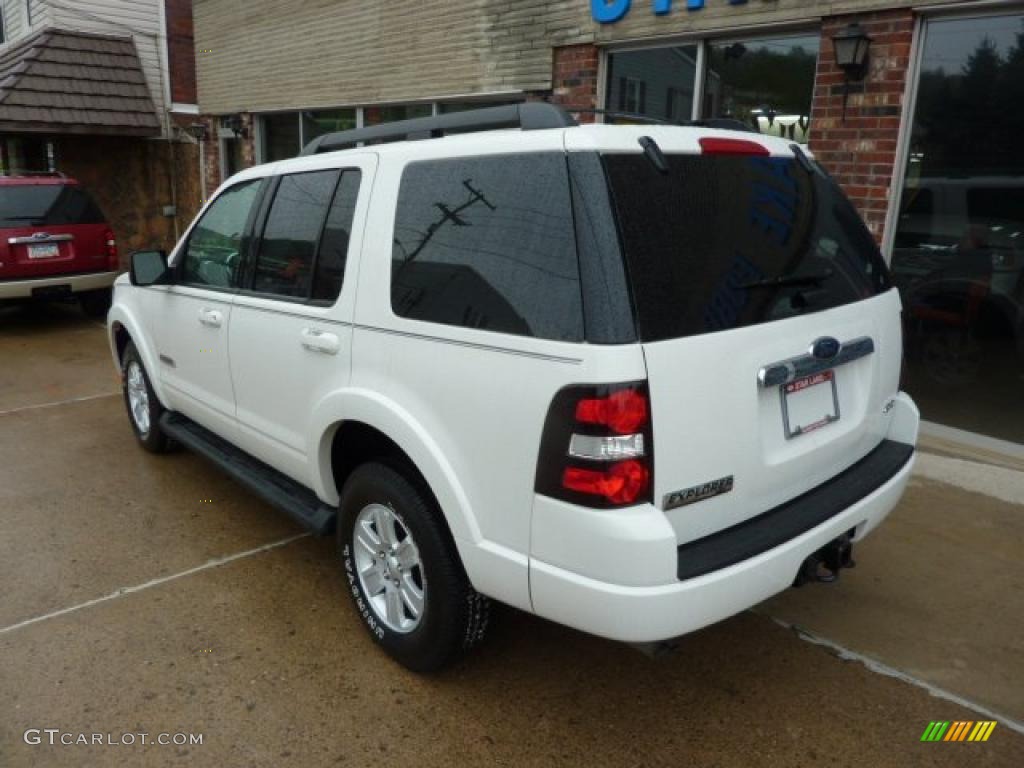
[{"x1": 108, "y1": 104, "x2": 919, "y2": 671}]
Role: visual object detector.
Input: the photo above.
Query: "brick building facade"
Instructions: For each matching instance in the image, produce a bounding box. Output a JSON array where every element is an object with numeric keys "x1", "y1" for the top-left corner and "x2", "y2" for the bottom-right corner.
[{"x1": 190, "y1": 0, "x2": 1024, "y2": 446}]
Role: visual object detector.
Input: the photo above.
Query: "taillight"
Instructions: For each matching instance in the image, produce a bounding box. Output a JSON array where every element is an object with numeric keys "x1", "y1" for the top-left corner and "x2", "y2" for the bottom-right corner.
[
  {"x1": 535, "y1": 382, "x2": 653, "y2": 508},
  {"x1": 104, "y1": 228, "x2": 118, "y2": 270},
  {"x1": 698, "y1": 136, "x2": 770, "y2": 156}
]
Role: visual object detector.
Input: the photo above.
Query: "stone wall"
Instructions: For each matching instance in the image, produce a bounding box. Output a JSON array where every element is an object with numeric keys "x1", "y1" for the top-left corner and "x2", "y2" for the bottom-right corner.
[{"x1": 56, "y1": 136, "x2": 201, "y2": 264}]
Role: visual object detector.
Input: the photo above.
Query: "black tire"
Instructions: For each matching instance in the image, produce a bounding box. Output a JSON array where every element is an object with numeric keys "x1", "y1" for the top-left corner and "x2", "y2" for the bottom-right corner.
[
  {"x1": 79, "y1": 288, "x2": 112, "y2": 319},
  {"x1": 338, "y1": 462, "x2": 489, "y2": 672},
  {"x1": 121, "y1": 341, "x2": 172, "y2": 453}
]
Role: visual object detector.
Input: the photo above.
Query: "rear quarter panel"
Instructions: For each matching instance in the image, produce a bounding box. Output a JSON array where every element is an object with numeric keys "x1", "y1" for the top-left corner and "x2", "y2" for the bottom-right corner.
[{"x1": 344, "y1": 146, "x2": 647, "y2": 610}]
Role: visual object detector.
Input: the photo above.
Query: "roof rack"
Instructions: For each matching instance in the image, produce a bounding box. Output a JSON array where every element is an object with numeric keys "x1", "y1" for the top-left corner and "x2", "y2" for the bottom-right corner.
[{"x1": 301, "y1": 102, "x2": 578, "y2": 156}]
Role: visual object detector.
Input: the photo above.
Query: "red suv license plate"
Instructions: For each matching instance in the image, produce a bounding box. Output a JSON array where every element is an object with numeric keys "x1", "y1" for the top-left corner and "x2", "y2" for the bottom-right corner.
[
  {"x1": 782, "y1": 370, "x2": 839, "y2": 439},
  {"x1": 28, "y1": 243, "x2": 60, "y2": 259}
]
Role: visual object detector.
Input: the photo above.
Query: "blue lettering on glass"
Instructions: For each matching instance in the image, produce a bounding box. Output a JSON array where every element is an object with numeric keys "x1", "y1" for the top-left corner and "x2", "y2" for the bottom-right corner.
[
  {"x1": 594, "y1": 0, "x2": 749, "y2": 23},
  {"x1": 592, "y1": 0, "x2": 631, "y2": 23}
]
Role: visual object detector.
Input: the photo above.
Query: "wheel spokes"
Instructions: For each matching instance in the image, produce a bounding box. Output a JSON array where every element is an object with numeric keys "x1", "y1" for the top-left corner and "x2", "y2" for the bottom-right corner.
[{"x1": 400, "y1": 577, "x2": 424, "y2": 620}]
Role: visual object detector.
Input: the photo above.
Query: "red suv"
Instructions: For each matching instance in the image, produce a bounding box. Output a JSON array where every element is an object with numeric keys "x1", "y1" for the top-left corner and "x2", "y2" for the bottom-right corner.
[{"x1": 0, "y1": 174, "x2": 119, "y2": 318}]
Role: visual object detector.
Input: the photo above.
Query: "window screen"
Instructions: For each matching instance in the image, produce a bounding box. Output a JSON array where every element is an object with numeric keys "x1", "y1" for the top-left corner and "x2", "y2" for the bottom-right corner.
[
  {"x1": 253, "y1": 170, "x2": 339, "y2": 298},
  {"x1": 312, "y1": 170, "x2": 362, "y2": 302},
  {"x1": 391, "y1": 154, "x2": 582, "y2": 341}
]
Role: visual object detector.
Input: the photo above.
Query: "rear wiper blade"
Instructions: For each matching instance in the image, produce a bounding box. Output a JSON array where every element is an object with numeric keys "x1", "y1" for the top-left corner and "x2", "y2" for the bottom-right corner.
[{"x1": 740, "y1": 269, "x2": 833, "y2": 290}]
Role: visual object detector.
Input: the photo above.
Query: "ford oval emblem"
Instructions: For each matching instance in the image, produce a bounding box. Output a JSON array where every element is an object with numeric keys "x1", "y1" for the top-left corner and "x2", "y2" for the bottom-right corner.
[{"x1": 811, "y1": 337, "x2": 841, "y2": 360}]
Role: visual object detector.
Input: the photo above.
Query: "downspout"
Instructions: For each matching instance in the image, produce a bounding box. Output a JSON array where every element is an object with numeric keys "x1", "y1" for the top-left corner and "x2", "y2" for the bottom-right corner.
[{"x1": 156, "y1": 0, "x2": 179, "y2": 242}]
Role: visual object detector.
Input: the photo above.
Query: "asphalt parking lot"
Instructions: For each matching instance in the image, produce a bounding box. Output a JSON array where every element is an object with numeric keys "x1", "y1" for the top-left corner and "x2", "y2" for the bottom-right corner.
[{"x1": 1, "y1": 301, "x2": 1022, "y2": 767}]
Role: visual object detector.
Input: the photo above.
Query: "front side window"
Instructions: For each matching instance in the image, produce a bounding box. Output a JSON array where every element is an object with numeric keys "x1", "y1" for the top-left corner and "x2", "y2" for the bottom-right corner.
[
  {"x1": 604, "y1": 153, "x2": 890, "y2": 342},
  {"x1": 182, "y1": 180, "x2": 262, "y2": 289},
  {"x1": 391, "y1": 154, "x2": 583, "y2": 341},
  {"x1": 252, "y1": 170, "x2": 340, "y2": 298}
]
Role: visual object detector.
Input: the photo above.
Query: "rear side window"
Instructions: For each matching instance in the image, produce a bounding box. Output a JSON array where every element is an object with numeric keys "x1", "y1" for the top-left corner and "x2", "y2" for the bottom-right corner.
[
  {"x1": 604, "y1": 153, "x2": 891, "y2": 342},
  {"x1": 391, "y1": 153, "x2": 583, "y2": 342},
  {"x1": 0, "y1": 184, "x2": 105, "y2": 226},
  {"x1": 253, "y1": 170, "x2": 340, "y2": 298},
  {"x1": 312, "y1": 170, "x2": 361, "y2": 302}
]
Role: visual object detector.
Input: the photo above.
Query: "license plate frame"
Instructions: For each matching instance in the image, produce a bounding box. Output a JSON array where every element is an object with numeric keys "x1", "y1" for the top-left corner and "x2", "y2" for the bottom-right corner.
[
  {"x1": 781, "y1": 370, "x2": 840, "y2": 439},
  {"x1": 28, "y1": 243, "x2": 60, "y2": 259}
]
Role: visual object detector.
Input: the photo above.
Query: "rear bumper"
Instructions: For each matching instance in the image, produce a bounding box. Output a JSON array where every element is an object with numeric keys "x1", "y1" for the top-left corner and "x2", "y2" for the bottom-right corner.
[
  {"x1": 0, "y1": 270, "x2": 118, "y2": 300},
  {"x1": 528, "y1": 393, "x2": 919, "y2": 643}
]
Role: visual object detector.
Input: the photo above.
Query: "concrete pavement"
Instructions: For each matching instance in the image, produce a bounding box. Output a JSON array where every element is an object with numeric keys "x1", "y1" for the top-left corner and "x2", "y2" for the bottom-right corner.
[{"x1": 1, "y1": 300, "x2": 1022, "y2": 767}]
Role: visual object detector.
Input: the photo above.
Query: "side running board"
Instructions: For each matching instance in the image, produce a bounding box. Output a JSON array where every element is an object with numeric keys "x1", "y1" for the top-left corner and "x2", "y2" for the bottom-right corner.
[{"x1": 160, "y1": 412, "x2": 336, "y2": 535}]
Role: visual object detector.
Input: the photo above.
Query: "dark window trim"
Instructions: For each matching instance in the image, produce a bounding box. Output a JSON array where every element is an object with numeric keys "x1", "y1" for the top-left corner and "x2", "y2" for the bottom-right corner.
[
  {"x1": 244, "y1": 167, "x2": 358, "y2": 306},
  {"x1": 311, "y1": 168, "x2": 363, "y2": 305}
]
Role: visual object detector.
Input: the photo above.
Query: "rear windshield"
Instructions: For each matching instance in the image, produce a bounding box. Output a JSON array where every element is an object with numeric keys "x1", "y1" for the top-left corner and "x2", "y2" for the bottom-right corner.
[
  {"x1": 604, "y1": 153, "x2": 891, "y2": 342},
  {"x1": 0, "y1": 185, "x2": 106, "y2": 226}
]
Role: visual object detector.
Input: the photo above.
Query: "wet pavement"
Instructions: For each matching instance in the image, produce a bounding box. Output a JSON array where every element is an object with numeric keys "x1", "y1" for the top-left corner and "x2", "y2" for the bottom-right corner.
[{"x1": 2, "y1": 301, "x2": 1022, "y2": 767}]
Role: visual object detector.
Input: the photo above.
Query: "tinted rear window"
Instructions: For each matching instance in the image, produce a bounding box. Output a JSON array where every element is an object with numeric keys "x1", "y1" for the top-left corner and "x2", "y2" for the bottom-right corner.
[
  {"x1": 0, "y1": 185, "x2": 106, "y2": 226},
  {"x1": 391, "y1": 153, "x2": 582, "y2": 342},
  {"x1": 604, "y1": 153, "x2": 891, "y2": 342}
]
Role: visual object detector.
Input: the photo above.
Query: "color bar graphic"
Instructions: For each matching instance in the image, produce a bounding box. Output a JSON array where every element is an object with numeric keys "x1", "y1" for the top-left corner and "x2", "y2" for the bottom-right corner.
[{"x1": 921, "y1": 720, "x2": 996, "y2": 742}]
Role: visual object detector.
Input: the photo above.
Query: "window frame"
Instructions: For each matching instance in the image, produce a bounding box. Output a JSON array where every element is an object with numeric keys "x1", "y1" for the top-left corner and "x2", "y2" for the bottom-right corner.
[
  {"x1": 240, "y1": 167, "x2": 363, "y2": 307},
  {"x1": 599, "y1": 24, "x2": 821, "y2": 123},
  {"x1": 175, "y1": 177, "x2": 269, "y2": 294}
]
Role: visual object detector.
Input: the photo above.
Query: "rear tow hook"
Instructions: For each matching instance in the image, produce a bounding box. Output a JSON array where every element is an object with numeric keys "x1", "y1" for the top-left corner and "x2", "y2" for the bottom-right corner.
[{"x1": 793, "y1": 533, "x2": 856, "y2": 587}]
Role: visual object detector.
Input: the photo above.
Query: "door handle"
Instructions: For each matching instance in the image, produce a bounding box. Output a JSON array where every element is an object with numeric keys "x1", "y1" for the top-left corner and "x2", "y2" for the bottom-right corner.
[
  {"x1": 300, "y1": 327, "x2": 340, "y2": 355},
  {"x1": 198, "y1": 308, "x2": 223, "y2": 328}
]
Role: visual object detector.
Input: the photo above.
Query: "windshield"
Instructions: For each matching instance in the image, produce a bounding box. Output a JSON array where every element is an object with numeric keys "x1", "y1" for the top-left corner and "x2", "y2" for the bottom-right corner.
[
  {"x1": 0, "y1": 185, "x2": 106, "y2": 226},
  {"x1": 603, "y1": 152, "x2": 891, "y2": 342}
]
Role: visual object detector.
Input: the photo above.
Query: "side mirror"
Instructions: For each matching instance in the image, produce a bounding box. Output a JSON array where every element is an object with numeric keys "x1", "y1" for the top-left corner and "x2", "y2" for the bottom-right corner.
[{"x1": 130, "y1": 250, "x2": 169, "y2": 286}]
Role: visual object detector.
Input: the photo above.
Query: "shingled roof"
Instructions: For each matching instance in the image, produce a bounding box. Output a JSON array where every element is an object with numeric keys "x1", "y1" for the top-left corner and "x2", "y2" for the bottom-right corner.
[{"x1": 0, "y1": 28, "x2": 161, "y2": 136}]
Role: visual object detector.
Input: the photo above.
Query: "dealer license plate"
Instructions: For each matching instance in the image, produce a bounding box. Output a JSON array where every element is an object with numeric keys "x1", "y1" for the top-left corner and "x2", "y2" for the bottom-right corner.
[
  {"x1": 28, "y1": 243, "x2": 60, "y2": 259},
  {"x1": 782, "y1": 370, "x2": 839, "y2": 439}
]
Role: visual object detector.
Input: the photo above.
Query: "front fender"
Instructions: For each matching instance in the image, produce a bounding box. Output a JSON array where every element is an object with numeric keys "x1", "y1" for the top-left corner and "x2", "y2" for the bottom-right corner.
[
  {"x1": 309, "y1": 388, "x2": 481, "y2": 545},
  {"x1": 107, "y1": 294, "x2": 169, "y2": 409}
]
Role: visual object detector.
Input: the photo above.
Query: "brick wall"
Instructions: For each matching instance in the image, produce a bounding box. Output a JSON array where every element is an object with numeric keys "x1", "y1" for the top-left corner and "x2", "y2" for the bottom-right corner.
[
  {"x1": 551, "y1": 44, "x2": 600, "y2": 123},
  {"x1": 166, "y1": 0, "x2": 198, "y2": 105},
  {"x1": 200, "y1": 113, "x2": 256, "y2": 196},
  {"x1": 808, "y1": 9, "x2": 914, "y2": 241}
]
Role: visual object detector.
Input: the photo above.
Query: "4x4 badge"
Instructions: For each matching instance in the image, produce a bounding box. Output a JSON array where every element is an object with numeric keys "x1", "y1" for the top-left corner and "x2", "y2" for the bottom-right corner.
[{"x1": 664, "y1": 475, "x2": 734, "y2": 511}]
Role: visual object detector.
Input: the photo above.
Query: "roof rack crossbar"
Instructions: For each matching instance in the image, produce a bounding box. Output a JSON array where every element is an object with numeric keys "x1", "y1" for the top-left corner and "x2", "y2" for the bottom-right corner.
[{"x1": 300, "y1": 102, "x2": 577, "y2": 155}]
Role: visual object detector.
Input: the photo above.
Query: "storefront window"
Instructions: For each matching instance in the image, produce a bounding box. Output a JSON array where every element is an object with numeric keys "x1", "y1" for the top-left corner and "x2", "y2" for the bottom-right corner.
[
  {"x1": 301, "y1": 109, "x2": 357, "y2": 147},
  {"x1": 439, "y1": 100, "x2": 519, "y2": 114},
  {"x1": 364, "y1": 104, "x2": 432, "y2": 126},
  {"x1": 703, "y1": 34, "x2": 819, "y2": 142},
  {"x1": 605, "y1": 45, "x2": 699, "y2": 123},
  {"x1": 892, "y1": 14, "x2": 1024, "y2": 444},
  {"x1": 261, "y1": 112, "x2": 301, "y2": 162}
]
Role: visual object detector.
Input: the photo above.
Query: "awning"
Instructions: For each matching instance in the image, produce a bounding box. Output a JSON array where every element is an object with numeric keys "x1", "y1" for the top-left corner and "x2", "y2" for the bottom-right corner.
[{"x1": 0, "y1": 28, "x2": 161, "y2": 136}]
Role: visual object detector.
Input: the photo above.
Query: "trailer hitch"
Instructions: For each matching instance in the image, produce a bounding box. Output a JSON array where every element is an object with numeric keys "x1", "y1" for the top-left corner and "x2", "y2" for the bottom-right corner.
[{"x1": 793, "y1": 533, "x2": 856, "y2": 586}]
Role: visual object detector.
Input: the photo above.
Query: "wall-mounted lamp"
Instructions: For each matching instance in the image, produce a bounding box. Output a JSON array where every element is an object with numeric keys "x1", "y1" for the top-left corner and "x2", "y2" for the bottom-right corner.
[
  {"x1": 186, "y1": 122, "x2": 208, "y2": 141},
  {"x1": 222, "y1": 114, "x2": 249, "y2": 140},
  {"x1": 832, "y1": 22, "x2": 872, "y2": 121}
]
